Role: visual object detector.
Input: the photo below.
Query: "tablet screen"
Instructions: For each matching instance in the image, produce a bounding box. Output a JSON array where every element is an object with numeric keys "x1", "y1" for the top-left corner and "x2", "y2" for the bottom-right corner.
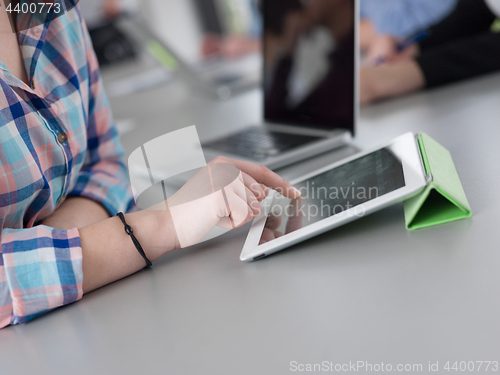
[{"x1": 258, "y1": 148, "x2": 405, "y2": 245}]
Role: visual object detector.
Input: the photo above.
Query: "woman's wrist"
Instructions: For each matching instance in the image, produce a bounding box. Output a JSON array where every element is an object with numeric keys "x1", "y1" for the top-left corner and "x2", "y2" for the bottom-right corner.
[{"x1": 126, "y1": 208, "x2": 179, "y2": 262}]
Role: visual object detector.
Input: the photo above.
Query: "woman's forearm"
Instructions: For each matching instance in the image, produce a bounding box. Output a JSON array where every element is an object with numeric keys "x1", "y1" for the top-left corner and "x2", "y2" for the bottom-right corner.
[
  {"x1": 41, "y1": 197, "x2": 110, "y2": 230},
  {"x1": 41, "y1": 157, "x2": 300, "y2": 295},
  {"x1": 42, "y1": 197, "x2": 178, "y2": 294},
  {"x1": 79, "y1": 208, "x2": 178, "y2": 293}
]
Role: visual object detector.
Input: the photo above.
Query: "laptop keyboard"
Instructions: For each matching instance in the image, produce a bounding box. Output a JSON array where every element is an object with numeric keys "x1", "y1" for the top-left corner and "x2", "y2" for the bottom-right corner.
[{"x1": 203, "y1": 127, "x2": 322, "y2": 161}]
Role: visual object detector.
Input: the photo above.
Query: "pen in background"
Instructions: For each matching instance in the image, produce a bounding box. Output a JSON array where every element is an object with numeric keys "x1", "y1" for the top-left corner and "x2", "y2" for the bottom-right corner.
[{"x1": 374, "y1": 30, "x2": 430, "y2": 66}]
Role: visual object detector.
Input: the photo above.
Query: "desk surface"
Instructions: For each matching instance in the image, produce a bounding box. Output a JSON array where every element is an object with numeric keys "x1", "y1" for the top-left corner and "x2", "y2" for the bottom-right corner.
[{"x1": 1, "y1": 71, "x2": 499, "y2": 375}]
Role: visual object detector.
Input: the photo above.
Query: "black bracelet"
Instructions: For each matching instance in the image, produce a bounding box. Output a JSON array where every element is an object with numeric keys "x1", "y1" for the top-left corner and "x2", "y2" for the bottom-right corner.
[{"x1": 117, "y1": 212, "x2": 152, "y2": 268}]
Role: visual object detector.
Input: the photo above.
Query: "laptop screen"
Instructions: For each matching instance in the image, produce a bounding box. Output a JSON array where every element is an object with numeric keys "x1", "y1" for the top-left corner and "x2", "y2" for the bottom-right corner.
[{"x1": 262, "y1": 0, "x2": 355, "y2": 133}]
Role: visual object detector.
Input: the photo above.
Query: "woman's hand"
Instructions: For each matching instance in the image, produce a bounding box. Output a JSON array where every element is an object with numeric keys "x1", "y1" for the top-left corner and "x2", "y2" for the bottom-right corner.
[
  {"x1": 163, "y1": 157, "x2": 301, "y2": 248},
  {"x1": 76, "y1": 157, "x2": 298, "y2": 294}
]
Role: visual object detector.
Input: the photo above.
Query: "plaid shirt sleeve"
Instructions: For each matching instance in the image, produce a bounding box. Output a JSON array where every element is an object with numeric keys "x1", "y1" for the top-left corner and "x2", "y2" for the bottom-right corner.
[
  {"x1": 0, "y1": 227, "x2": 83, "y2": 327},
  {"x1": 0, "y1": 8, "x2": 134, "y2": 328}
]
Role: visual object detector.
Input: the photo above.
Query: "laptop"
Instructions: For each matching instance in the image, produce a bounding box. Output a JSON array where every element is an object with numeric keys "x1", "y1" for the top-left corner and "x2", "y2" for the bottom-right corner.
[
  {"x1": 202, "y1": 0, "x2": 359, "y2": 169},
  {"x1": 118, "y1": 17, "x2": 261, "y2": 101}
]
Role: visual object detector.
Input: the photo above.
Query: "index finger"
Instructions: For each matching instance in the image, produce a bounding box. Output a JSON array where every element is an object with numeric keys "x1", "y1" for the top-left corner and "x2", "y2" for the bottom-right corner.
[{"x1": 211, "y1": 157, "x2": 300, "y2": 199}]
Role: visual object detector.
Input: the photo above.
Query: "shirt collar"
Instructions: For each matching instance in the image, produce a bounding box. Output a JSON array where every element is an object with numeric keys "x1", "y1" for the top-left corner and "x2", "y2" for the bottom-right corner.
[{"x1": 0, "y1": 12, "x2": 49, "y2": 90}]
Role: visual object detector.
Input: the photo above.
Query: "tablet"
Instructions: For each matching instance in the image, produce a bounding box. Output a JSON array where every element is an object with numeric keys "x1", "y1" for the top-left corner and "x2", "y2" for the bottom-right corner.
[{"x1": 240, "y1": 132, "x2": 428, "y2": 261}]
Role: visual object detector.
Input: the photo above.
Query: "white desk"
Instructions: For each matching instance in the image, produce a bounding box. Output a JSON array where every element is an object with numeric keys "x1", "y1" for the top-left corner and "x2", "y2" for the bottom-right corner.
[{"x1": 1, "y1": 72, "x2": 499, "y2": 375}]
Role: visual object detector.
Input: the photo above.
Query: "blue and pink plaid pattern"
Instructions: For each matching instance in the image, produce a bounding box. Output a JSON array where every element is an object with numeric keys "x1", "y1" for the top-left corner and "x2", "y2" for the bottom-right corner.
[{"x1": 0, "y1": 4, "x2": 134, "y2": 328}]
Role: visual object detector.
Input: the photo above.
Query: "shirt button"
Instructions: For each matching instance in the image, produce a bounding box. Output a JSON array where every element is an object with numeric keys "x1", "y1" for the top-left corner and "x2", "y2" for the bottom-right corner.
[{"x1": 57, "y1": 132, "x2": 68, "y2": 144}]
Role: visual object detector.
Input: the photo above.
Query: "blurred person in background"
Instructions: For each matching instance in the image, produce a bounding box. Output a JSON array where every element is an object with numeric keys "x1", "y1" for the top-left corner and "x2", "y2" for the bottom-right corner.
[
  {"x1": 360, "y1": 0, "x2": 500, "y2": 105},
  {"x1": 360, "y1": 0, "x2": 458, "y2": 65},
  {"x1": 201, "y1": 0, "x2": 262, "y2": 59}
]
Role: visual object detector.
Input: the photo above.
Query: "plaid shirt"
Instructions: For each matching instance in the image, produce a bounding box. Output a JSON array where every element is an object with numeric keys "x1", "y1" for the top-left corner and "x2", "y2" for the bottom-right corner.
[{"x1": 0, "y1": 5, "x2": 134, "y2": 328}]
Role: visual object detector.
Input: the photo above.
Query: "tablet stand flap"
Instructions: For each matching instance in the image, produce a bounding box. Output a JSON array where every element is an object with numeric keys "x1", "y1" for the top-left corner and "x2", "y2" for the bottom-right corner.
[{"x1": 404, "y1": 133, "x2": 472, "y2": 230}]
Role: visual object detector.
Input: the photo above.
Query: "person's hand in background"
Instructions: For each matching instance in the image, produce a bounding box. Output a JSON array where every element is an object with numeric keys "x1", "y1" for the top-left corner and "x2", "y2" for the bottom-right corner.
[
  {"x1": 366, "y1": 34, "x2": 421, "y2": 66},
  {"x1": 360, "y1": 60, "x2": 426, "y2": 105},
  {"x1": 360, "y1": 19, "x2": 377, "y2": 51},
  {"x1": 201, "y1": 34, "x2": 224, "y2": 58},
  {"x1": 201, "y1": 34, "x2": 261, "y2": 60},
  {"x1": 102, "y1": 0, "x2": 122, "y2": 21},
  {"x1": 360, "y1": 31, "x2": 424, "y2": 105},
  {"x1": 366, "y1": 34, "x2": 400, "y2": 65}
]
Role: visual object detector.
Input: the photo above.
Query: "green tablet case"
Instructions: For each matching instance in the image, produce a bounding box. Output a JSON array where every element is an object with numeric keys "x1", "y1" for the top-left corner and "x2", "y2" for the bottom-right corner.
[{"x1": 403, "y1": 133, "x2": 472, "y2": 230}]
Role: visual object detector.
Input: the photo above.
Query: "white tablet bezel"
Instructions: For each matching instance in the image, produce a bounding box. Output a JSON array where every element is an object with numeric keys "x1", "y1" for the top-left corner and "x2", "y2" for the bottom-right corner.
[{"x1": 240, "y1": 132, "x2": 427, "y2": 262}]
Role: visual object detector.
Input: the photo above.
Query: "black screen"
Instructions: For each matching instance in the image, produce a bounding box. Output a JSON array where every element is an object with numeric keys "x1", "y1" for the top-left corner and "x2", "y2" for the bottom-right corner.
[{"x1": 263, "y1": 0, "x2": 355, "y2": 132}]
